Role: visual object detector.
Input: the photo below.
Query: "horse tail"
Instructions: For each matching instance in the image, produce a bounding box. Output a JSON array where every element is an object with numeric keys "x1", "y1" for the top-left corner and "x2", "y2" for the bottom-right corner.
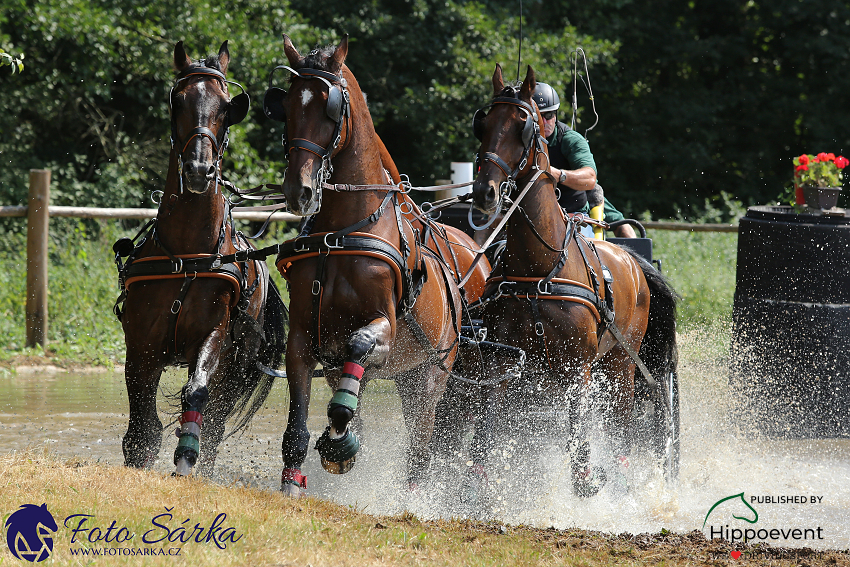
[
  {"x1": 227, "y1": 275, "x2": 289, "y2": 435},
  {"x1": 629, "y1": 251, "x2": 679, "y2": 381}
]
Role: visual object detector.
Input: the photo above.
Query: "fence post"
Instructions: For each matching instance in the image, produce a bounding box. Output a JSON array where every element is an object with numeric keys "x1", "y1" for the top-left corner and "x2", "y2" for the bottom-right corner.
[{"x1": 26, "y1": 169, "x2": 50, "y2": 348}]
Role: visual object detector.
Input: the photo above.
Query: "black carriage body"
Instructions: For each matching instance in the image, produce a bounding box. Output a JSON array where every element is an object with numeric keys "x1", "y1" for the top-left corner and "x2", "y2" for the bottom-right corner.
[{"x1": 730, "y1": 205, "x2": 850, "y2": 438}]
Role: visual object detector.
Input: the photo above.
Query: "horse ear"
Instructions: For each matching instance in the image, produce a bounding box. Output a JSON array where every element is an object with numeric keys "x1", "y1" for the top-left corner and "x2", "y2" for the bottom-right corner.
[
  {"x1": 492, "y1": 63, "x2": 504, "y2": 96},
  {"x1": 520, "y1": 65, "x2": 536, "y2": 101},
  {"x1": 174, "y1": 41, "x2": 191, "y2": 73},
  {"x1": 329, "y1": 34, "x2": 349, "y2": 74},
  {"x1": 283, "y1": 34, "x2": 302, "y2": 66},
  {"x1": 218, "y1": 40, "x2": 231, "y2": 74}
]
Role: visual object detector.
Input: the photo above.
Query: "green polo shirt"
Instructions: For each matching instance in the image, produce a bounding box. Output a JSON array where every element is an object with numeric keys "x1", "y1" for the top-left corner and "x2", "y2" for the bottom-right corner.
[{"x1": 546, "y1": 122, "x2": 597, "y2": 173}]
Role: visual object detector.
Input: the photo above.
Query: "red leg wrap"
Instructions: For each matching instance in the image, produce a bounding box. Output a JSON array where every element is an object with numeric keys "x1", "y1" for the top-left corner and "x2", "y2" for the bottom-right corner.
[
  {"x1": 342, "y1": 362, "x2": 365, "y2": 380},
  {"x1": 281, "y1": 468, "x2": 307, "y2": 489},
  {"x1": 180, "y1": 411, "x2": 203, "y2": 426}
]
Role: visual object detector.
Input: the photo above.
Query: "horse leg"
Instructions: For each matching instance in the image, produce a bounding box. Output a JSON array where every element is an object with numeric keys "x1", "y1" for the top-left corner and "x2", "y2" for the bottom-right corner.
[
  {"x1": 280, "y1": 330, "x2": 317, "y2": 498},
  {"x1": 460, "y1": 380, "x2": 507, "y2": 505},
  {"x1": 597, "y1": 350, "x2": 636, "y2": 492},
  {"x1": 315, "y1": 320, "x2": 390, "y2": 475},
  {"x1": 123, "y1": 350, "x2": 165, "y2": 468},
  {"x1": 174, "y1": 326, "x2": 227, "y2": 476},
  {"x1": 568, "y1": 363, "x2": 607, "y2": 497},
  {"x1": 193, "y1": 360, "x2": 240, "y2": 477},
  {"x1": 396, "y1": 363, "x2": 450, "y2": 489}
]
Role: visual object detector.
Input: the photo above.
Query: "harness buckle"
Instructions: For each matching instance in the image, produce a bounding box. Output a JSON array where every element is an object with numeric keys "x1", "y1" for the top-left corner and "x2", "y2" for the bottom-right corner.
[
  {"x1": 497, "y1": 280, "x2": 512, "y2": 297},
  {"x1": 294, "y1": 239, "x2": 311, "y2": 253},
  {"x1": 211, "y1": 255, "x2": 222, "y2": 269},
  {"x1": 535, "y1": 321, "x2": 545, "y2": 336},
  {"x1": 171, "y1": 258, "x2": 183, "y2": 273},
  {"x1": 235, "y1": 249, "x2": 249, "y2": 262},
  {"x1": 323, "y1": 233, "x2": 344, "y2": 250},
  {"x1": 536, "y1": 280, "x2": 552, "y2": 295},
  {"x1": 312, "y1": 280, "x2": 322, "y2": 296},
  {"x1": 171, "y1": 300, "x2": 182, "y2": 314}
]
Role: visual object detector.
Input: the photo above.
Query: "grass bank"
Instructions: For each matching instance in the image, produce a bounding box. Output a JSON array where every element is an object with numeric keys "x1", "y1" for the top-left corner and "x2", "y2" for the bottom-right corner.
[
  {"x1": 0, "y1": 220, "x2": 737, "y2": 367},
  {"x1": 1, "y1": 449, "x2": 845, "y2": 567}
]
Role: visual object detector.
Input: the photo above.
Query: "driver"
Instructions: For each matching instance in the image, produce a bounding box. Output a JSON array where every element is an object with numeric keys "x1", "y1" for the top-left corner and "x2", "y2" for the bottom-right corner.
[{"x1": 532, "y1": 82, "x2": 636, "y2": 238}]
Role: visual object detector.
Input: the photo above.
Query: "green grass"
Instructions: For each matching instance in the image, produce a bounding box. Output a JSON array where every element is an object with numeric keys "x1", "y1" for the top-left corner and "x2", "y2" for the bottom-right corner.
[
  {"x1": 0, "y1": 220, "x2": 738, "y2": 366},
  {"x1": 648, "y1": 229, "x2": 738, "y2": 331}
]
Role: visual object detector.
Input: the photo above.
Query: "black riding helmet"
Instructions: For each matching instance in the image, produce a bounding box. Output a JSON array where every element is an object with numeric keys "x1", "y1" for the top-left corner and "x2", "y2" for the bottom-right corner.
[{"x1": 532, "y1": 82, "x2": 560, "y2": 113}]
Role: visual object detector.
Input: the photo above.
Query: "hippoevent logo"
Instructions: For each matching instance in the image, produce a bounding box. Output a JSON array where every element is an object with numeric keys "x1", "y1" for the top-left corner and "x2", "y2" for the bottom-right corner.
[
  {"x1": 5, "y1": 504, "x2": 58, "y2": 562},
  {"x1": 5, "y1": 504, "x2": 243, "y2": 560},
  {"x1": 703, "y1": 492, "x2": 825, "y2": 545}
]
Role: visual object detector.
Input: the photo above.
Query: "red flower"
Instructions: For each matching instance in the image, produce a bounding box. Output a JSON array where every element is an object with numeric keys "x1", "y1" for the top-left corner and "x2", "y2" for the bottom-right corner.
[
  {"x1": 796, "y1": 164, "x2": 809, "y2": 172},
  {"x1": 835, "y1": 156, "x2": 849, "y2": 169},
  {"x1": 817, "y1": 152, "x2": 829, "y2": 162},
  {"x1": 798, "y1": 154, "x2": 809, "y2": 165},
  {"x1": 827, "y1": 153, "x2": 836, "y2": 161}
]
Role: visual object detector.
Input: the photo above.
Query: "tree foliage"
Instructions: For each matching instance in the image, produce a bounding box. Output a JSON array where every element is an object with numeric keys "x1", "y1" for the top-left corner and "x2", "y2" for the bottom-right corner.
[{"x1": 2, "y1": 0, "x2": 849, "y2": 220}]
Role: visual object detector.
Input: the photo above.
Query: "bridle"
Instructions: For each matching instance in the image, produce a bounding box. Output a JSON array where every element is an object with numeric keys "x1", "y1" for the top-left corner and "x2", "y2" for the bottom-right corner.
[
  {"x1": 169, "y1": 65, "x2": 250, "y2": 194},
  {"x1": 262, "y1": 63, "x2": 351, "y2": 211},
  {"x1": 472, "y1": 88, "x2": 548, "y2": 215}
]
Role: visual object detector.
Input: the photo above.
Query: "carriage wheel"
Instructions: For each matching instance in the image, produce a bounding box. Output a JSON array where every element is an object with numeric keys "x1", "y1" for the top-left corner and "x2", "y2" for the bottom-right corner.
[{"x1": 656, "y1": 369, "x2": 680, "y2": 483}]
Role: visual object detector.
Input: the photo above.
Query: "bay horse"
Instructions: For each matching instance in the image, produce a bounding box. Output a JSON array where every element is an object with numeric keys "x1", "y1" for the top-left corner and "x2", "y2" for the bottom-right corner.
[
  {"x1": 263, "y1": 35, "x2": 489, "y2": 497},
  {"x1": 466, "y1": 64, "x2": 678, "y2": 498},
  {"x1": 114, "y1": 41, "x2": 287, "y2": 476}
]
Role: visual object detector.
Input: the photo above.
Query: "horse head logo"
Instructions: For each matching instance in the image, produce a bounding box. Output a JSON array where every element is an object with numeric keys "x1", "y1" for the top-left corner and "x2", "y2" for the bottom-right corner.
[
  {"x1": 703, "y1": 492, "x2": 759, "y2": 529},
  {"x1": 5, "y1": 504, "x2": 58, "y2": 562}
]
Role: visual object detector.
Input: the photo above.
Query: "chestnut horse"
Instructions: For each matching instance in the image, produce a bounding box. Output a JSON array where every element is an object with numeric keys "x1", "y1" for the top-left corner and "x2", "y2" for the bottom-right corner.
[
  {"x1": 466, "y1": 64, "x2": 678, "y2": 498},
  {"x1": 115, "y1": 41, "x2": 287, "y2": 476},
  {"x1": 263, "y1": 35, "x2": 489, "y2": 497}
]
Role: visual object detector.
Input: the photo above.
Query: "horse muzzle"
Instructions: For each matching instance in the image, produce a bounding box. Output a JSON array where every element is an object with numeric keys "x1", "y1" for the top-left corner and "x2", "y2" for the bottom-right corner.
[
  {"x1": 282, "y1": 161, "x2": 322, "y2": 216},
  {"x1": 183, "y1": 160, "x2": 216, "y2": 194},
  {"x1": 472, "y1": 178, "x2": 501, "y2": 216}
]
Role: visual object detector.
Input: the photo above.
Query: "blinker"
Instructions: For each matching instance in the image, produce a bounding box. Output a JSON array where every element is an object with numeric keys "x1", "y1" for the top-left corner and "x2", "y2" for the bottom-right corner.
[
  {"x1": 263, "y1": 87, "x2": 288, "y2": 122},
  {"x1": 228, "y1": 92, "x2": 250, "y2": 125}
]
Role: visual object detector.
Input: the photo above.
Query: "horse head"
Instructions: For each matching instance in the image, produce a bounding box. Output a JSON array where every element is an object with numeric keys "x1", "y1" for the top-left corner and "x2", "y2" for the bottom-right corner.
[
  {"x1": 471, "y1": 64, "x2": 544, "y2": 215},
  {"x1": 170, "y1": 41, "x2": 249, "y2": 195},
  {"x1": 265, "y1": 35, "x2": 349, "y2": 216}
]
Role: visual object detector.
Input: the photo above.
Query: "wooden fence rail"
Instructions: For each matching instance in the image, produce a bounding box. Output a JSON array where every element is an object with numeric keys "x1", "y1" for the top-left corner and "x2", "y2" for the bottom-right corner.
[
  {"x1": 0, "y1": 205, "x2": 740, "y2": 232},
  {"x1": 0, "y1": 205, "x2": 300, "y2": 222},
  {"x1": 6, "y1": 169, "x2": 739, "y2": 346}
]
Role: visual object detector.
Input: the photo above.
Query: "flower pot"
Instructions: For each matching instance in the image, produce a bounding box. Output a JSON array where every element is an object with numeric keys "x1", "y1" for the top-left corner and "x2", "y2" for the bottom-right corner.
[{"x1": 801, "y1": 185, "x2": 842, "y2": 210}]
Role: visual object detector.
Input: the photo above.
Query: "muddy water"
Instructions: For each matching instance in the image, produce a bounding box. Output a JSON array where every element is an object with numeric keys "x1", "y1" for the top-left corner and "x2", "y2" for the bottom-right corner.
[{"x1": 1, "y1": 331, "x2": 848, "y2": 551}]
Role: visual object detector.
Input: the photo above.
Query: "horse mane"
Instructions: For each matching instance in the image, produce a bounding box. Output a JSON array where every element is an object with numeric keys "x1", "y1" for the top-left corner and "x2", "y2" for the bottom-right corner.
[
  {"x1": 175, "y1": 54, "x2": 224, "y2": 76},
  {"x1": 495, "y1": 85, "x2": 522, "y2": 101},
  {"x1": 296, "y1": 44, "x2": 337, "y2": 71}
]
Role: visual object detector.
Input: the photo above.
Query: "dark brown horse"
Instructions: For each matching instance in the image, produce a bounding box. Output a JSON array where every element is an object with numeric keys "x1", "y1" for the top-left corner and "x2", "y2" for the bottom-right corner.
[
  {"x1": 263, "y1": 35, "x2": 489, "y2": 497},
  {"x1": 115, "y1": 41, "x2": 287, "y2": 476},
  {"x1": 466, "y1": 64, "x2": 678, "y2": 498}
]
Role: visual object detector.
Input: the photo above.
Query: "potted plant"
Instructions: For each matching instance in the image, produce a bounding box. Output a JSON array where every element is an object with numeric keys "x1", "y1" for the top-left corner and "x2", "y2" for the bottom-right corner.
[{"x1": 793, "y1": 152, "x2": 848, "y2": 209}]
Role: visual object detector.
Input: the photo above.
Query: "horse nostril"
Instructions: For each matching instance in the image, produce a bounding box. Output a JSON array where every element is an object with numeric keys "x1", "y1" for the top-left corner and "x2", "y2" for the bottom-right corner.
[
  {"x1": 205, "y1": 164, "x2": 216, "y2": 179},
  {"x1": 487, "y1": 186, "x2": 496, "y2": 203},
  {"x1": 301, "y1": 186, "x2": 313, "y2": 203}
]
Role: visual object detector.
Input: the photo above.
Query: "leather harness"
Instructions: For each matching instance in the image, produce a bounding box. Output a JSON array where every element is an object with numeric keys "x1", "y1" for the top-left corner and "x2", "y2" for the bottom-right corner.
[{"x1": 274, "y1": 189, "x2": 460, "y2": 369}]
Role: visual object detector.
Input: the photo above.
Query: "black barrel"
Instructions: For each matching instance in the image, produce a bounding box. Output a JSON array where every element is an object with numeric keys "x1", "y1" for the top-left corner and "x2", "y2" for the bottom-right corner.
[{"x1": 730, "y1": 205, "x2": 850, "y2": 437}]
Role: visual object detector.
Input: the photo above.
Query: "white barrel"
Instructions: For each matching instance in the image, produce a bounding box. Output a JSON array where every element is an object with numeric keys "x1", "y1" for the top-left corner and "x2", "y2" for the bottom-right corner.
[{"x1": 437, "y1": 162, "x2": 473, "y2": 200}]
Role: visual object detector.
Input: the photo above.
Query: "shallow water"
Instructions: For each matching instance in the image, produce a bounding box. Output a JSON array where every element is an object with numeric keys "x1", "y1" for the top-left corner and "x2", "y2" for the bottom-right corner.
[{"x1": 1, "y1": 331, "x2": 848, "y2": 551}]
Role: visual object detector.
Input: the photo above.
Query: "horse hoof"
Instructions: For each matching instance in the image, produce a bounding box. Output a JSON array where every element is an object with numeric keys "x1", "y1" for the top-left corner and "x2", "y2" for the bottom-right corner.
[
  {"x1": 459, "y1": 464, "x2": 488, "y2": 505},
  {"x1": 572, "y1": 465, "x2": 607, "y2": 498},
  {"x1": 280, "y1": 483, "x2": 305, "y2": 499},
  {"x1": 174, "y1": 457, "x2": 194, "y2": 477},
  {"x1": 315, "y1": 426, "x2": 359, "y2": 474}
]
